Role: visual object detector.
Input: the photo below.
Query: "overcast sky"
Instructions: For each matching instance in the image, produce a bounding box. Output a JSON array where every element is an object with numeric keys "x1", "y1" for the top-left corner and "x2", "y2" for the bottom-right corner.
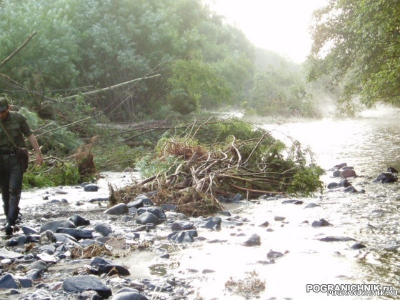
[{"x1": 205, "y1": 0, "x2": 329, "y2": 63}]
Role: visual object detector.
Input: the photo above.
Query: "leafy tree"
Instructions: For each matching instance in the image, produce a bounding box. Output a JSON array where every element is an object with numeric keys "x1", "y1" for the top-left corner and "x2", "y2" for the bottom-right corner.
[
  {"x1": 249, "y1": 67, "x2": 317, "y2": 118},
  {"x1": 308, "y1": 0, "x2": 400, "y2": 108},
  {"x1": 167, "y1": 59, "x2": 231, "y2": 114}
]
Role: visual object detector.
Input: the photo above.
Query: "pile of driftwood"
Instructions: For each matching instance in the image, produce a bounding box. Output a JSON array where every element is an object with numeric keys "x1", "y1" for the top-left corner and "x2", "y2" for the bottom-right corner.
[{"x1": 111, "y1": 119, "x2": 320, "y2": 216}]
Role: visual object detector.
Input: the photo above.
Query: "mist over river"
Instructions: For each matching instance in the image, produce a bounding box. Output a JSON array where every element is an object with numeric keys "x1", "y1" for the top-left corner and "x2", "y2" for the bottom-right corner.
[{"x1": 186, "y1": 106, "x2": 400, "y2": 299}]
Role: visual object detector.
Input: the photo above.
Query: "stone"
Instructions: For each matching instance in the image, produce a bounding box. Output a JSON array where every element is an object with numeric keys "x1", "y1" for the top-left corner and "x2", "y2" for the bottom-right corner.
[
  {"x1": 40, "y1": 220, "x2": 76, "y2": 233},
  {"x1": 168, "y1": 230, "x2": 198, "y2": 243},
  {"x1": 0, "y1": 274, "x2": 20, "y2": 289},
  {"x1": 243, "y1": 234, "x2": 261, "y2": 246},
  {"x1": 56, "y1": 228, "x2": 93, "y2": 240},
  {"x1": 63, "y1": 275, "x2": 112, "y2": 298},
  {"x1": 94, "y1": 223, "x2": 112, "y2": 237},
  {"x1": 83, "y1": 184, "x2": 99, "y2": 192},
  {"x1": 0, "y1": 248, "x2": 24, "y2": 260},
  {"x1": 21, "y1": 226, "x2": 38, "y2": 235},
  {"x1": 104, "y1": 203, "x2": 129, "y2": 215},
  {"x1": 127, "y1": 195, "x2": 154, "y2": 208},
  {"x1": 341, "y1": 169, "x2": 357, "y2": 178},
  {"x1": 98, "y1": 264, "x2": 130, "y2": 276},
  {"x1": 311, "y1": 218, "x2": 332, "y2": 227},
  {"x1": 136, "y1": 212, "x2": 162, "y2": 225},
  {"x1": 69, "y1": 214, "x2": 90, "y2": 226},
  {"x1": 137, "y1": 207, "x2": 166, "y2": 220},
  {"x1": 111, "y1": 292, "x2": 149, "y2": 300}
]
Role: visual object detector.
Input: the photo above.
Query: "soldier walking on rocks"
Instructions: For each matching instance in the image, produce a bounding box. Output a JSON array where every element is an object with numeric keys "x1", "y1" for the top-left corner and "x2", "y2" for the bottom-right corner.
[{"x1": 0, "y1": 97, "x2": 43, "y2": 235}]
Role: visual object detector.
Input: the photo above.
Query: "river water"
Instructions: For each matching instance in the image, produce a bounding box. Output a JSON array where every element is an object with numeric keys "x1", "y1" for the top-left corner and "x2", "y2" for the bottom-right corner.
[
  {"x1": 12, "y1": 107, "x2": 400, "y2": 299},
  {"x1": 175, "y1": 107, "x2": 400, "y2": 299}
]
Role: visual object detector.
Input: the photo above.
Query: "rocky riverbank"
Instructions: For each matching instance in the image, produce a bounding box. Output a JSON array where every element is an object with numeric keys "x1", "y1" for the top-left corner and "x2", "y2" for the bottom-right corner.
[{"x1": 0, "y1": 168, "x2": 398, "y2": 299}]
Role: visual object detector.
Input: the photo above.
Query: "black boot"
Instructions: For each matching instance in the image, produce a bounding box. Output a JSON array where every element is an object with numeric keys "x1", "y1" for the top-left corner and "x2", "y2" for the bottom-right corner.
[{"x1": 4, "y1": 223, "x2": 13, "y2": 235}]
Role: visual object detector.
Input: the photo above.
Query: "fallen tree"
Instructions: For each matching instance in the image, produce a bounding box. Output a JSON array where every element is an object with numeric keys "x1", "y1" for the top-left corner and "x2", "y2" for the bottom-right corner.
[{"x1": 110, "y1": 118, "x2": 324, "y2": 216}]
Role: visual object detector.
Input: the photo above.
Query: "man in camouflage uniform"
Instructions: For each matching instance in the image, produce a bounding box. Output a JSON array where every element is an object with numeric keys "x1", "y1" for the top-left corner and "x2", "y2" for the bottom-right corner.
[{"x1": 0, "y1": 97, "x2": 43, "y2": 235}]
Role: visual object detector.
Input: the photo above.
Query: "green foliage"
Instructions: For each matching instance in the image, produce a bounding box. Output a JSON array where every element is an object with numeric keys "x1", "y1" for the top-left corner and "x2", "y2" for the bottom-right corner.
[
  {"x1": 288, "y1": 166, "x2": 325, "y2": 195},
  {"x1": 167, "y1": 59, "x2": 232, "y2": 114},
  {"x1": 93, "y1": 143, "x2": 145, "y2": 172},
  {"x1": 36, "y1": 126, "x2": 81, "y2": 155},
  {"x1": 136, "y1": 154, "x2": 184, "y2": 179},
  {"x1": 0, "y1": 0, "x2": 256, "y2": 122},
  {"x1": 248, "y1": 66, "x2": 319, "y2": 118},
  {"x1": 308, "y1": 0, "x2": 400, "y2": 108},
  {"x1": 137, "y1": 118, "x2": 324, "y2": 196},
  {"x1": 23, "y1": 162, "x2": 80, "y2": 189}
]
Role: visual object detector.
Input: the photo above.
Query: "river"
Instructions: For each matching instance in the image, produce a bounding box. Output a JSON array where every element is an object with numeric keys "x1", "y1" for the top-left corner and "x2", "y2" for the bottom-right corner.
[
  {"x1": 177, "y1": 107, "x2": 400, "y2": 299},
  {"x1": 12, "y1": 107, "x2": 400, "y2": 299}
]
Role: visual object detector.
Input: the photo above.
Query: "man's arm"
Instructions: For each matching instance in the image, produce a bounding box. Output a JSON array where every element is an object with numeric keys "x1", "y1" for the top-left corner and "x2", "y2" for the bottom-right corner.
[{"x1": 27, "y1": 134, "x2": 43, "y2": 165}]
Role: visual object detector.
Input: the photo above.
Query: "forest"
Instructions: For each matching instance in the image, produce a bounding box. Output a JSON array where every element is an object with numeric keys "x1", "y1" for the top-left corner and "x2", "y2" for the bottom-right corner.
[{"x1": 0, "y1": 0, "x2": 396, "y2": 196}]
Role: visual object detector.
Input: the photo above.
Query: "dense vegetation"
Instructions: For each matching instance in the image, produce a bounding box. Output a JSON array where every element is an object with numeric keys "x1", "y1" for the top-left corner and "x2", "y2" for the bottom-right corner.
[
  {"x1": 307, "y1": 0, "x2": 400, "y2": 115},
  {"x1": 0, "y1": 0, "x2": 329, "y2": 196},
  {"x1": 0, "y1": 0, "x2": 319, "y2": 123}
]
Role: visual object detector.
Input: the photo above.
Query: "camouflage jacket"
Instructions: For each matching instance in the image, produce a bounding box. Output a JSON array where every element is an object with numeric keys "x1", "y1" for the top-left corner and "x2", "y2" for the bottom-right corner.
[{"x1": 0, "y1": 111, "x2": 32, "y2": 150}]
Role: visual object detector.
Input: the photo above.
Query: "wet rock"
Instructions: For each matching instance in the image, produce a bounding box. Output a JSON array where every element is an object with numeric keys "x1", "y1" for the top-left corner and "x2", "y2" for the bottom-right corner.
[
  {"x1": 56, "y1": 228, "x2": 93, "y2": 240},
  {"x1": 231, "y1": 193, "x2": 242, "y2": 202},
  {"x1": 0, "y1": 274, "x2": 20, "y2": 289},
  {"x1": 104, "y1": 203, "x2": 129, "y2": 215},
  {"x1": 218, "y1": 211, "x2": 231, "y2": 216},
  {"x1": 332, "y1": 170, "x2": 341, "y2": 177},
  {"x1": 168, "y1": 230, "x2": 198, "y2": 243},
  {"x1": 136, "y1": 212, "x2": 162, "y2": 225},
  {"x1": 41, "y1": 231, "x2": 79, "y2": 246},
  {"x1": 171, "y1": 221, "x2": 194, "y2": 231},
  {"x1": 69, "y1": 214, "x2": 90, "y2": 226},
  {"x1": 63, "y1": 275, "x2": 112, "y2": 298},
  {"x1": 327, "y1": 182, "x2": 339, "y2": 189},
  {"x1": 373, "y1": 172, "x2": 398, "y2": 183},
  {"x1": 21, "y1": 226, "x2": 38, "y2": 235},
  {"x1": 94, "y1": 223, "x2": 113, "y2": 237},
  {"x1": 127, "y1": 195, "x2": 154, "y2": 208},
  {"x1": 341, "y1": 169, "x2": 357, "y2": 178},
  {"x1": 29, "y1": 289, "x2": 53, "y2": 299},
  {"x1": 304, "y1": 203, "x2": 320, "y2": 209},
  {"x1": 6, "y1": 234, "x2": 40, "y2": 246},
  {"x1": 17, "y1": 276, "x2": 32, "y2": 288},
  {"x1": 143, "y1": 279, "x2": 172, "y2": 292},
  {"x1": 388, "y1": 166, "x2": 398, "y2": 173},
  {"x1": 344, "y1": 186, "x2": 358, "y2": 193},
  {"x1": 26, "y1": 269, "x2": 43, "y2": 281},
  {"x1": 98, "y1": 264, "x2": 130, "y2": 276},
  {"x1": 78, "y1": 290, "x2": 103, "y2": 300},
  {"x1": 259, "y1": 221, "x2": 269, "y2": 227},
  {"x1": 274, "y1": 216, "x2": 285, "y2": 221},
  {"x1": 132, "y1": 224, "x2": 154, "y2": 232},
  {"x1": 137, "y1": 207, "x2": 166, "y2": 220},
  {"x1": 267, "y1": 250, "x2": 284, "y2": 259},
  {"x1": 90, "y1": 257, "x2": 113, "y2": 267},
  {"x1": 30, "y1": 260, "x2": 49, "y2": 272},
  {"x1": 0, "y1": 248, "x2": 24, "y2": 260},
  {"x1": 40, "y1": 220, "x2": 76, "y2": 233},
  {"x1": 350, "y1": 243, "x2": 367, "y2": 250},
  {"x1": 318, "y1": 236, "x2": 356, "y2": 242},
  {"x1": 339, "y1": 179, "x2": 351, "y2": 187},
  {"x1": 282, "y1": 199, "x2": 303, "y2": 205},
  {"x1": 83, "y1": 184, "x2": 99, "y2": 192},
  {"x1": 243, "y1": 234, "x2": 261, "y2": 246},
  {"x1": 200, "y1": 217, "x2": 222, "y2": 231},
  {"x1": 311, "y1": 218, "x2": 332, "y2": 227}
]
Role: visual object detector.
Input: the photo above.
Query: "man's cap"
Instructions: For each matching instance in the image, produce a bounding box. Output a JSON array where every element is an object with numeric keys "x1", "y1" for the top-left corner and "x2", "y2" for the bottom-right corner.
[{"x1": 0, "y1": 97, "x2": 9, "y2": 112}]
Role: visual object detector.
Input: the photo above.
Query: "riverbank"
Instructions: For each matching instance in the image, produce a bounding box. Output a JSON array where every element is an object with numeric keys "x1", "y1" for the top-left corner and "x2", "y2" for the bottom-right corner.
[{"x1": 0, "y1": 166, "x2": 398, "y2": 299}]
